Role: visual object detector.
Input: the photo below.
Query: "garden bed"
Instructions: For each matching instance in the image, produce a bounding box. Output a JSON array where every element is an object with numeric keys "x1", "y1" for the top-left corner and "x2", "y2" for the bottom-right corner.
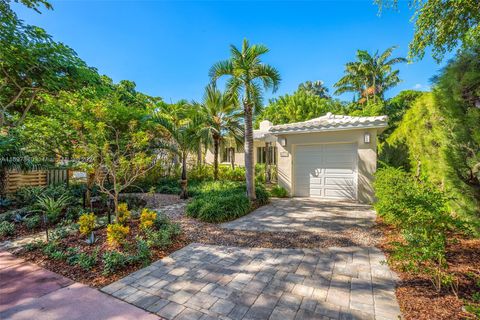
[
  {"x1": 377, "y1": 219, "x2": 480, "y2": 320},
  {"x1": 13, "y1": 208, "x2": 186, "y2": 288}
]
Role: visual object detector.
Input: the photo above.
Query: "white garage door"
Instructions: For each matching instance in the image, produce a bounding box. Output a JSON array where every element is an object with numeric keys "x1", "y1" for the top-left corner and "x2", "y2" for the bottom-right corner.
[{"x1": 294, "y1": 143, "x2": 357, "y2": 200}]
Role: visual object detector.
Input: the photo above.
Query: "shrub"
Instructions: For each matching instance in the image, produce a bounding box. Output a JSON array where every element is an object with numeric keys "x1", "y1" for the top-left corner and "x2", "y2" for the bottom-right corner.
[
  {"x1": 186, "y1": 181, "x2": 269, "y2": 223},
  {"x1": 144, "y1": 223, "x2": 180, "y2": 249},
  {"x1": 269, "y1": 185, "x2": 288, "y2": 198},
  {"x1": 51, "y1": 226, "x2": 70, "y2": 240},
  {"x1": 0, "y1": 221, "x2": 15, "y2": 237},
  {"x1": 35, "y1": 194, "x2": 71, "y2": 224},
  {"x1": 131, "y1": 238, "x2": 151, "y2": 266},
  {"x1": 106, "y1": 223, "x2": 129, "y2": 247},
  {"x1": 42, "y1": 241, "x2": 65, "y2": 260},
  {"x1": 24, "y1": 240, "x2": 46, "y2": 251},
  {"x1": 76, "y1": 248, "x2": 99, "y2": 271},
  {"x1": 102, "y1": 250, "x2": 128, "y2": 275},
  {"x1": 374, "y1": 166, "x2": 457, "y2": 292},
  {"x1": 139, "y1": 208, "x2": 156, "y2": 230},
  {"x1": 116, "y1": 203, "x2": 131, "y2": 225},
  {"x1": 78, "y1": 213, "x2": 96, "y2": 236},
  {"x1": 153, "y1": 212, "x2": 170, "y2": 229},
  {"x1": 25, "y1": 214, "x2": 41, "y2": 229}
]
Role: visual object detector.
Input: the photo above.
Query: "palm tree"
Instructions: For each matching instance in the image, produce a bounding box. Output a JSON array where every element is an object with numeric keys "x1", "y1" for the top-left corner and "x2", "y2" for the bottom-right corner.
[
  {"x1": 334, "y1": 46, "x2": 407, "y2": 102},
  {"x1": 152, "y1": 113, "x2": 199, "y2": 199},
  {"x1": 209, "y1": 39, "x2": 281, "y2": 201},
  {"x1": 196, "y1": 84, "x2": 243, "y2": 180},
  {"x1": 298, "y1": 80, "x2": 330, "y2": 99}
]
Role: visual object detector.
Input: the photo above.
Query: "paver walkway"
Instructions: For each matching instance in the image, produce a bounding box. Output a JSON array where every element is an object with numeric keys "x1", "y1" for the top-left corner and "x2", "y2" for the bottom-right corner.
[
  {"x1": 221, "y1": 198, "x2": 376, "y2": 233},
  {"x1": 0, "y1": 251, "x2": 159, "y2": 320},
  {"x1": 103, "y1": 243, "x2": 401, "y2": 320}
]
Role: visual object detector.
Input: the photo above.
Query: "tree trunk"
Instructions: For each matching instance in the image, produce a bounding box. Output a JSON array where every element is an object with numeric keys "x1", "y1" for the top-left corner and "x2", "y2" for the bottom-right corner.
[
  {"x1": 86, "y1": 172, "x2": 95, "y2": 210},
  {"x1": 197, "y1": 141, "x2": 202, "y2": 167},
  {"x1": 113, "y1": 193, "x2": 119, "y2": 221},
  {"x1": 244, "y1": 103, "x2": 256, "y2": 201},
  {"x1": 230, "y1": 148, "x2": 235, "y2": 170},
  {"x1": 265, "y1": 142, "x2": 270, "y2": 183},
  {"x1": 213, "y1": 137, "x2": 219, "y2": 180},
  {"x1": 179, "y1": 151, "x2": 188, "y2": 199}
]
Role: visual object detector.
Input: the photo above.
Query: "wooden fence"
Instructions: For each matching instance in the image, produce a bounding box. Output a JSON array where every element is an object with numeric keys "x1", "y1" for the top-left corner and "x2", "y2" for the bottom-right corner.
[{"x1": 4, "y1": 169, "x2": 69, "y2": 194}]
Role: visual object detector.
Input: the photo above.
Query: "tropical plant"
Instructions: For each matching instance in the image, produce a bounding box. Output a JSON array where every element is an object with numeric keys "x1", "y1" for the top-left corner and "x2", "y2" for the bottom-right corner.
[
  {"x1": 376, "y1": 0, "x2": 480, "y2": 62},
  {"x1": 139, "y1": 208, "x2": 156, "y2": 230},
  {"x1": 78, "y1": 212, "x2": 96, "y2": 244},
  {"x1": 256, "y1": 89, "x2": 343, "y2": 126},
  {"x1": 297, "y1": 80, "x2": 330, "y2": 98},
  {"x1": 106, "y1": 223, "x2": 129, "y2": 247},
  {"x1": 334, "y1": 46, "x2": 406, "y2": 103},
  {"x1": 210, "y1": 39, "x2": 281, "y2": 201},
  {"x1": 35, "y1": 193, "x2": 70, "y2": 241},
  {"x1": 116, "y1": 203, "x2": 131, "y2": 225},
  {"x1": 196, "y1": 84, "x2": 243, "y2": 180},
  {"x1": 152, "y1": 110, "x2": 200, "y2": 199}
]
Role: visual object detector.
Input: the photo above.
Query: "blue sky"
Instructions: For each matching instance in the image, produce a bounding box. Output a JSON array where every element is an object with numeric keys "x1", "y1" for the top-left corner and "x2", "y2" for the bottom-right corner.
[{"x1": 14, "y1": 0, "x2": 452, "y2": 103}]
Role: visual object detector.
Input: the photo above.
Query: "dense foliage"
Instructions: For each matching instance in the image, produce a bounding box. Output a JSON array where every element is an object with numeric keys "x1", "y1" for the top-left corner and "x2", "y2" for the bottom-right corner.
[
  {"x1": 376, "y1": 0, "x2": 480, "y2": 62},
  {"x1": 374, "y1": 167, "x2": 457, "y2": 291},
  {"x1": 186, "y1": 181, "x2": 269, "y2": 223},
  {"x1": 380, "y1": 47, "x2": 480, "y2": 228},
  {"x1": 256, "y1": 90, "x2": 344, "y2": 126}
]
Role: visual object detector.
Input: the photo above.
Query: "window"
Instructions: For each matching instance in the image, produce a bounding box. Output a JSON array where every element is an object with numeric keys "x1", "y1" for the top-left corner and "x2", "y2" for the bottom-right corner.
[
  {"x1": 222, "y1": 147, "x2": 235, "y2": 163},
  {"x1": 256, "y1": 146, "x2": 277, "y2": 164}
]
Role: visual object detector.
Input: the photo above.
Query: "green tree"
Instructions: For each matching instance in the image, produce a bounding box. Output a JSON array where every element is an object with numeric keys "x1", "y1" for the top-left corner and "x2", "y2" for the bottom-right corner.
[
  {"x1": 256, "y1": 90, "x2": 344, "y2": 126},
  {"x1": 196, "y1": 84, "x2": 243, "y2": 180},
  {"x1": 209, "y1": 39, "x2": 281, "y2": 201},
  {"x1": 297, "y1": 80, "x2": 330, "y2": 99},
  {"x1": 152, "y1": 112, "x2": 199, "y2": 199},
  {"x1": 376, "y1": 0, "x2": 480, "y2": 62},
  {"x1": 0, "y1": 10, "x2": 99, "y2": 128},
  {"x1": 334, "y1": 46, "x2": 406, "y2": 103}
]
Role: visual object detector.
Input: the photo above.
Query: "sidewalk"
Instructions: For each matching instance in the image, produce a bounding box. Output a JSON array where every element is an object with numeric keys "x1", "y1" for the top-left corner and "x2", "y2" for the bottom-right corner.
[{"x1": 0, "y1": 251, "x2": 160, "y2": 320}]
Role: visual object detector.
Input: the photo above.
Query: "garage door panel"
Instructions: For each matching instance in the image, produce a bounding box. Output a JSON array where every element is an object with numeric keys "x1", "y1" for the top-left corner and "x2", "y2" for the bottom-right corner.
[
  {"x1": 325, "y1": 177, "x2": 354, "y2": 186},
  {"x1": 294, "y1": 143, "x2": 357, "y2": 200}
]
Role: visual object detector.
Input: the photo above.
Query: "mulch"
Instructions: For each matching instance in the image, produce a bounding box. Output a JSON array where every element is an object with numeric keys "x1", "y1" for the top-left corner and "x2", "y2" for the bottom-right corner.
[
  {"x1": 376, "y1": 219, "x2": 480, "y2": 320},
  {"x1": 0, "y1": 223, "x2": 43, "y2": 242},
  {"x1": 16, "y1": 220, "x2": 190, "y2": 288}
]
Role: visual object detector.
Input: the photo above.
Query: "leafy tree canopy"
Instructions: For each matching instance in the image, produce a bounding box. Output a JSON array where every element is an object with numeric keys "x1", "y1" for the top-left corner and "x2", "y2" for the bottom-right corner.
[
  {"x1": 376, "y1": 0, "x2": 480, "y2": 62},
  {"x1": 256, "y1": 89, "x2": 345, "y2": 126},
  {"x1": 0, "y1": 8, "x2": 100, "y2": 128},
  {"x1": 297, "y1": 80, "x2": 330, "y2": 99}
]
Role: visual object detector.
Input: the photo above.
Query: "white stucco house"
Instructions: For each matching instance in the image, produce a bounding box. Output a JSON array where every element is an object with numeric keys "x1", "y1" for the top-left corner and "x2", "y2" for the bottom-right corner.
[{"x1": 205, "y1": 113, "x2": 388, "y2": 203}]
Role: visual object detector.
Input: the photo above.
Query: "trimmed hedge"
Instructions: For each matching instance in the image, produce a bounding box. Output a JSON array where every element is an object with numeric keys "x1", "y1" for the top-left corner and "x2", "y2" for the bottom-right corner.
[{"x1": 186, "y1": 181, "x2": 269, "y2": 223}]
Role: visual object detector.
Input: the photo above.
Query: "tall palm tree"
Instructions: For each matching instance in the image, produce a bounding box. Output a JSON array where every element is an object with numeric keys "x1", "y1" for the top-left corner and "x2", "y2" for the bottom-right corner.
[
  {"x1": 196, "y1": 84, "x2": 243, "y2": 180},
  {"x1": 334, "y1": 46, "x2": 407, "y2": 102},
  {"x1": 152, "y1": 113, "x2": 199, "y2": 199},
  {"x1": 209, "y1": 39, "x2": 280, "y2": 201}
]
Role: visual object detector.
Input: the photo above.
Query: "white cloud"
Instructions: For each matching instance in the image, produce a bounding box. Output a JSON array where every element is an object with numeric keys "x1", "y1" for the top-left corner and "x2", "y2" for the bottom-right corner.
[{"x1": 413, "y1": 83, "x2": 423, "y2": 89}]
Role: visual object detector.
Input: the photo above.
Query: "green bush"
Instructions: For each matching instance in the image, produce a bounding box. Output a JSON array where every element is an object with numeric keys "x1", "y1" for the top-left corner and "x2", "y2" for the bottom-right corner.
[
  {"x1": 0, "y1": 221, "x2": 15, "y2": 236},
  {"x1": 25, "y1": 214, "x2": 41, "y2": 229},
  {"x1": 102, "y1": 250, "x2": 128, "y2": 275},
  {"x1": 186, "y1": 181, "x2": 269, "y2": 223},
  {"x1": 131, "y1": 238, "x2": 151, "y2": 266},
  {"x1": 76, "y1": 248, "x2": 99, "y2": 271},
  {"x1": 374, "y1": 166, "x2": 458, "y2": 292},
  {"x1": 269, "y1": 185, "x2": 288, "y2": 198}
]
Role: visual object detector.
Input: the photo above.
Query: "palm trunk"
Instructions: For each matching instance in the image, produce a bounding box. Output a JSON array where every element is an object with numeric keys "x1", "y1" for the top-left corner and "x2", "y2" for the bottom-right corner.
[
  {"x1": 180, "y1": 151, "x2": 188, "y2": 199},
  {"x1": 230, "y1": 148, "x2": 235, "y2": 170},
  {"x1": 244, "y1": 103, "x2": 256, "y2": 201},
  {"x1": 197, "y1": 141, "x2": 202, "y2": 167},
  {"x1": 213, "y1": 137, "x2": 219, "y2": 180}
]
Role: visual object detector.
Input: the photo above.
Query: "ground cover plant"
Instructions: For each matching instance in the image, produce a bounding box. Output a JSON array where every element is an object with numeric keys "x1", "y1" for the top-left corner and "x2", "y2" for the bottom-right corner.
[{"x1": 17, "y1": 202, "x2": 185, "y2": 287}]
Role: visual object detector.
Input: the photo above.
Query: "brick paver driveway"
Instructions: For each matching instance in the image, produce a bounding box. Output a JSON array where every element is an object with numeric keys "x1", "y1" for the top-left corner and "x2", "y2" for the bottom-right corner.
[
  {"x1": 103, "y1": 199, "x2": 401, "y2": 320},
  {"x1": 103, "y1": 243, "x2": 401, "y2": 320},
  {"x1": 221, "y1": 198, "x2": 376, "y2": 234}
]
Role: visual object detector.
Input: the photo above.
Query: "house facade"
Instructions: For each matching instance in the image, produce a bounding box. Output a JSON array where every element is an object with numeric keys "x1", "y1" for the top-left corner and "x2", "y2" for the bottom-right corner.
[{"x1": 205, "y1": 113, "x2": 388, "y2": 203}]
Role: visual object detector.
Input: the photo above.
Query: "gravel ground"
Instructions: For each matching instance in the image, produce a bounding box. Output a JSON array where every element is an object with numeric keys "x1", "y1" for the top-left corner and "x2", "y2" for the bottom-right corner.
[{"x1": 141, "y1": 193, "x2": 382, "y2": 249}]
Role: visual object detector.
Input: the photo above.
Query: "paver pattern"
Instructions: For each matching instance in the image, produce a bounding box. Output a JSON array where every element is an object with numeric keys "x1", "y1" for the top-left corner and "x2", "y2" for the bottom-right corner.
[
  {"x1": 221, "y1": 198, "x2": 376, "y2": 233},
  {"x1": 103, "y1": 243, "x2": 401, "y2": 320}
]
